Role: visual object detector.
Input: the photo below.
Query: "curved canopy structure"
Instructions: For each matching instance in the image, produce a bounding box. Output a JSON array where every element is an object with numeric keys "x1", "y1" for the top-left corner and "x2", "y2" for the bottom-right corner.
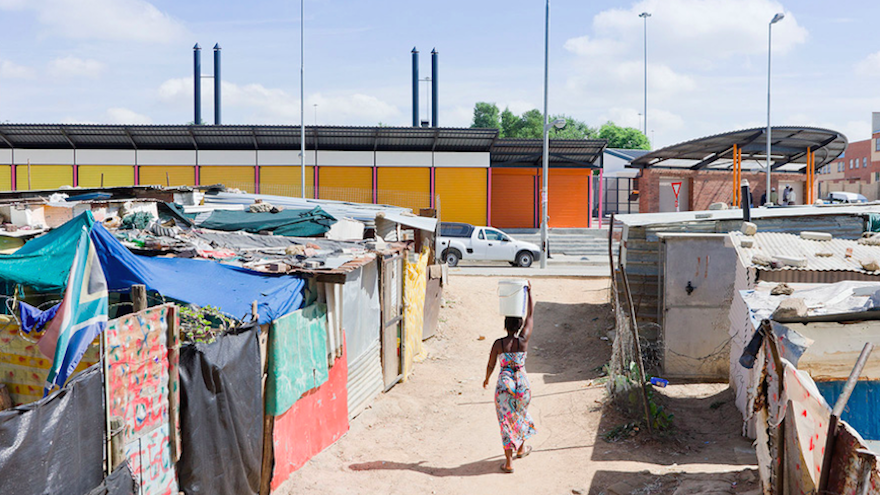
[{"x1": 630, "y1": 126, "x2": 847, "y2": 173}]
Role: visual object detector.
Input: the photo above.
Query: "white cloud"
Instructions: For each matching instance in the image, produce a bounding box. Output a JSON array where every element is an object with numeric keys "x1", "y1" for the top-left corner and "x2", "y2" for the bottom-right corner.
[
  {"x1": 104, "y1": 107, "x2": 152, "y2": 125},
  {"x1": 0, "y1": 0, "x2": 187, "y2": 43},
  {"x1": 563, "y1": 36, "x2": 625, "y2": 58},
  {"x1": 588, "y1": 0, "x2": 808, "y2": 63},
  {"x1": 0, "y1": 60, "x2": 35, "y2": 79},
  {"x1": 158, "y1": 77, "x2": 401, "y2": 125},
  {"x1": 855, "y1": 52, "x2": 880, "y2": 77},
  {"x1": 48, "y1": 56, "x2": 105, "y2": 78}
]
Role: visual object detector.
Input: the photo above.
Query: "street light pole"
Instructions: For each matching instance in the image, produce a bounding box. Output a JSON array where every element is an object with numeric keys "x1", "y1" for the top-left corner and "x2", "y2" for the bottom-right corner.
[
  {"x1": 541, "y1": 0, "x2": 550, "y2": 269},
  {"x1": 766, "y1": 12, "x2": 784, "y2": 206},
  {"x1": 300, "y1": 0, "x2": 306, "y2": 198},
  {"x1": 639, "y1": 12, "x2": 650, "y2": 136}
]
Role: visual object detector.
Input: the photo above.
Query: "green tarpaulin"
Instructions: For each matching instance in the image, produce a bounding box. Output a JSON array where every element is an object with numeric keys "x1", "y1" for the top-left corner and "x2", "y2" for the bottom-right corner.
[
  {"x1": 194, "y1": 207, "x2": 336, "y2": 237},
  {"x1": 266, "y1": 303, "x2": 329, "y2": 416},
  {"x1": 0, "y1": 212, "x2": 95, "y2": 292}
]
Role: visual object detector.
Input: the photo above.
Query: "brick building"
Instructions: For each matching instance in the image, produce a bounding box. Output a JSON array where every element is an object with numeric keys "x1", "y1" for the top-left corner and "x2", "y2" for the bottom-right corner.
[
  {"x1": 630, "y1": 126, "x2": 846, "y2": 213},
  {"x1": 817, "y1": 112, "x2": 880, "y2": 200}
]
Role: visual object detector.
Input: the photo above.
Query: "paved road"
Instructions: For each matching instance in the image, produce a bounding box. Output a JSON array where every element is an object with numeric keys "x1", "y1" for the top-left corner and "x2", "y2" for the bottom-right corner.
[{"x1": 451, "y1": 257, "x2": 612, "y2": 278}]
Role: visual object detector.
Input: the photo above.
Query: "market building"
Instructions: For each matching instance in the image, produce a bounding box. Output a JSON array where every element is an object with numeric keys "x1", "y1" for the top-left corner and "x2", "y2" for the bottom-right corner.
[{"x1": 0, "y1": 124, "x2": 607, "y2": 229}]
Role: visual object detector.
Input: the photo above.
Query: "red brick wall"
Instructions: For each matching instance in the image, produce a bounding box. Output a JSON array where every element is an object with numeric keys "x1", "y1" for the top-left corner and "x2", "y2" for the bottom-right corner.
[{"x1": 638, "y1": 168, "x2": 804, "y2": 213}]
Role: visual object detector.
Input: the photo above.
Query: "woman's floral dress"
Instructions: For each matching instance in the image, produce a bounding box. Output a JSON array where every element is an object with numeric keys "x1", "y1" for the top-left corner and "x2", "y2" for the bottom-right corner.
[{"x1": 494, "y1": 351, "x2": 536, "y2": 451}]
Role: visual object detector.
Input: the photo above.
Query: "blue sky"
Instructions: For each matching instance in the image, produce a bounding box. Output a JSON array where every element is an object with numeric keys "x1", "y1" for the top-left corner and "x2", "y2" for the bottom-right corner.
[{"x1": 0, "y1": 0, "x2": 878, "y2": 148}]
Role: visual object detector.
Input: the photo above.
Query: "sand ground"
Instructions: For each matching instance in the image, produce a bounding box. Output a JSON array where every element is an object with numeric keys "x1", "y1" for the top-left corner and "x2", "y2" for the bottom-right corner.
[{"x1": 277, "y1": 277, "x2": 759, "y2": 495}]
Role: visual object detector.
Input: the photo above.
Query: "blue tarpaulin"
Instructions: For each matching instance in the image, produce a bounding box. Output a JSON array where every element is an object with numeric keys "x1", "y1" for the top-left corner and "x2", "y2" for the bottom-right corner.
[
  {"x1": 89, "y1": 224, "x2": 304, "y2": 324},
  {"x1": 0, "y1": 212, "x2": 95, "y2": 292},
  {"x1": 0, "y1": 212, "x2": 304, "y2": 324}
]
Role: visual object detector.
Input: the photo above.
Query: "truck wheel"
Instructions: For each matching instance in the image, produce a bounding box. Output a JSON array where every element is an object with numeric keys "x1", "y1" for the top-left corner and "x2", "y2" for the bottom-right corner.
[
  {"x1": 443, "y1": 249, "x2": 461, "y2": 267},
  {"x1": 516, "y1": 251, "x2": 534, "y2": 268}
]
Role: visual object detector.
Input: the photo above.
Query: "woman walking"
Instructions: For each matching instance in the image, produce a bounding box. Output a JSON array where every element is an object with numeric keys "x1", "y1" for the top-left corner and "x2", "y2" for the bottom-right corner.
[{"x1": 483, "y1": 283, "x2": 536, "y2": 473}]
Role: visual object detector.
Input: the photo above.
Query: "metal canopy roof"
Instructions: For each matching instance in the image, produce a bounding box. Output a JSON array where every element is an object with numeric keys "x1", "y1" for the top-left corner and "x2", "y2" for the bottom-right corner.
[
  {"x1": 0, "y1": 124, "x2": 500, "y2": 152},
  {"x1": 490, "y1": 138, "x2": 608, "y2": 168},
  {"x1": 629, "y1": 126, "x2": 847, "y2": 173}
]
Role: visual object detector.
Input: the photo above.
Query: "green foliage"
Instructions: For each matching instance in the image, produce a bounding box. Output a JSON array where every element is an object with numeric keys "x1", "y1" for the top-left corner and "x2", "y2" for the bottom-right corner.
[
  {"x1": 471, "y1": 102, "x2": 501, "y2": 129},
  {"x1": 177, "y1": 304, "x2": 238, "y2": 344},
  {"x1": 603, "y1": 422, "x2": 640, "y2": 442},
  {"x1": 598, "y1": 121, "x2": 650, "y2": 150},
  {"x1": 608, "y1": 361, "x2": 675, "y2": 435},
  {"x1": 471, "y1": 102, "x2": 597, "y2": 139}
]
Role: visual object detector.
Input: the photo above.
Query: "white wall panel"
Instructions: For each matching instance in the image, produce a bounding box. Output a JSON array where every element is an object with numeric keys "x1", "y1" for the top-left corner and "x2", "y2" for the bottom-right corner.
[
  {"x1": 0, "y1": 149, "x2": 11, "y2": 165},
  {"x1": 433, "y1": 152, "x2": 489, "y2": 167},
  {"x1": 137, "y1": 150, "x2": 196, "y2": 166},
  {"x1": 317, "y1": 150, "x2": 373, "y2": 166},
  {"x1": 199, "y1": 150, "x2": 256, "y2": 166},
  {"x1": 376, "y1": 151, "x2": 432, "y2": 167},
  {"x1": 13, "y1": 149, "x2": 74, "y2": 165},
  {"x1": 76, "y1": 149, "x2": 136, "y2": 165},
  {"x1": 258, "y1": 149, "x2": 315, "y2": 166}
]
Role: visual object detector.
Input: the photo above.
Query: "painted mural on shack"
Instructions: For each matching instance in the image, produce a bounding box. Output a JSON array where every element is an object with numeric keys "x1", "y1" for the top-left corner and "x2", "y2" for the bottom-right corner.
[{"x1": 107, "y1": 305, "x2": 179, "y2": 495}]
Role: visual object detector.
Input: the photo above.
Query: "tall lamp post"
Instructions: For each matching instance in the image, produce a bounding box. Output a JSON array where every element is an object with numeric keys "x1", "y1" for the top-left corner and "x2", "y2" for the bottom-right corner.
[
  {"x1": 541, "y1": 117, "x2": 566, "y2": 268},
  {"x1": 639, "y1": 12, "x2": 651, "y2": 136},
  {"x1": 300, "y1": 0, "x2": 306, "y2": 198},
  {"x1": 765, "y1": 12, "x2": 784, "y2": 206}
]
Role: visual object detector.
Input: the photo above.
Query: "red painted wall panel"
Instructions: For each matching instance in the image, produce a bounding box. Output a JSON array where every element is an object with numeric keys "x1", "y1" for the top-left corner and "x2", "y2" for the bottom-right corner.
[{"x1": 271, "y1": 338, "x2": 350, "y2": 489}]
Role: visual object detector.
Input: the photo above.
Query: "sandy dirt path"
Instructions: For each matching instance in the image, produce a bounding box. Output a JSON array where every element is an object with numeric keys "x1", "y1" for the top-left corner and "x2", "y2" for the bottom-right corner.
[{"x1": 277, "y1": 277, "x2": 758, "y2": 495}]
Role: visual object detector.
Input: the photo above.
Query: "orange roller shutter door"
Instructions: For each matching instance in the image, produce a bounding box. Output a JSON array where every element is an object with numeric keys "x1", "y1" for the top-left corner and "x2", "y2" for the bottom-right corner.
[
  {"x1": 16, "y1": 165, "x2": 73, "y2": 190},
  {"x1": 542, "y1": 169, "x2": 591, "y2": 228},
  {"x1": 377, "y1": 167, "x2": 430, "y2": 213},
  {"x1": 78, "y1": 166, "x2": 134, "y2": 187},
  {"x1": 435, "y1": 167, "x2": 487, "y2": 226},
  {"x1": 490, "y1": 168, "x2": 536, "y2": 229},
  {"x1": 319, "y1": 166, "x2": 372, "y2": 203},
  {"x1": 260, "y1": 166, "x2": 314, "y2": 197},
  {"x1": 139, "y1": 166, "x2": 195, "y2": 187},
  {"x1": 200, "y1": 166, "x2": 255, "y2": 192}
]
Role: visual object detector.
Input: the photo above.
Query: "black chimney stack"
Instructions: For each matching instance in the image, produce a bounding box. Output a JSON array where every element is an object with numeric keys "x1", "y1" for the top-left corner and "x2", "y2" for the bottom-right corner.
[
  {"x1": 431, "y1": 48, "x2": 438, "y2": 127},
  {"x1": 412, "y1": 48, "x2": 419, "y2": 127}
]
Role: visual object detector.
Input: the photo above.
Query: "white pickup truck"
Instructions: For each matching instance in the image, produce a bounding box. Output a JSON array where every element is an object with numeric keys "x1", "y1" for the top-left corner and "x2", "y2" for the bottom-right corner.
[{"x1": 437, "y1": 222, "x2": 541, "y2": 267}]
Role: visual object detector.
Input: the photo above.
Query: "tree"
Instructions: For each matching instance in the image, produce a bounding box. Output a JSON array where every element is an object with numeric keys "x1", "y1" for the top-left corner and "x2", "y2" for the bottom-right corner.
[
  {"x1": 549, "y1": 115, "x2": 598, "y2": 140},
  {"x1": 500, "y1": 108, "x2": 520, "y2": 138},
  {"x1": 470, "y1": 102, "x2": 599, "y2": 140},
  {"x1": 597, "y1": 121, "x2": 650, "y2": 149},
  {"x1": 471, "y1": 102, "x2": 501, "y2": 129}
]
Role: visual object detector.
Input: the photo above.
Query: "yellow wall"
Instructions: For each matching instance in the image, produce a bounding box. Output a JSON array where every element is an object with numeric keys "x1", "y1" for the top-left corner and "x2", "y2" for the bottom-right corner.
[
  {"x1": 318, "y1": 166, "x2": 373, "y2": 203},
  {"x1": 377, "y1": 167, "x2": 430, "y2": 213},
  {"x1": 78, "y1": 166, "x2": 135, "y2": 188},
  {"x1": 259, "y1": 166, "x2": 315, "y2": 198},
  {"x1": 15, "y1": 165, "x2": 73, "y2": 190},
  {"x1": 435, "y1": 168, "x2": 487, "y2": 225},
  {"x1": 138, "y1": 166, "x2": 195, "y2": 187},
  {"x1": 199, "y1": 166, "x2": 255, "y2": 193},
  {"x1": 0, "y1": 166, "x2": 11, "y2": 191}
]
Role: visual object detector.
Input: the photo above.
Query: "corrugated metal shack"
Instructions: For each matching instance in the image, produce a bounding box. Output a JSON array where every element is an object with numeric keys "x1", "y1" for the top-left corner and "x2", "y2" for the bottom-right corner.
[{"x1": 617, "y1": 205, "x2": 880, "y2": 326}]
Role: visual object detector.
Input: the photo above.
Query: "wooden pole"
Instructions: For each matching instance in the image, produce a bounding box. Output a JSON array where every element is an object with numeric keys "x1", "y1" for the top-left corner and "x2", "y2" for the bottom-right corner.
[
  {"x1": 619, "y1": 259, "x2": 653, "y2": 434},
  {"x1": 102, "y1": 327, "x2": 113, "y2": 475},
  {"x1": 132, "y1": 285, "x2": 147, "y2": 313}
]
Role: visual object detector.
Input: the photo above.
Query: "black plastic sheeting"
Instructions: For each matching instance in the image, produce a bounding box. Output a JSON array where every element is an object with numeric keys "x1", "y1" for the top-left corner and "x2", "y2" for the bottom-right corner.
[
  {"x1": 86, "y1": 461, "x2": 138, "y2": 495},
  {"x1": 178, "y1": 323, "x2": 263, "y2": 495},
  {"x1": 0, "y1": 364, "x2": 104, "y2": 495}
]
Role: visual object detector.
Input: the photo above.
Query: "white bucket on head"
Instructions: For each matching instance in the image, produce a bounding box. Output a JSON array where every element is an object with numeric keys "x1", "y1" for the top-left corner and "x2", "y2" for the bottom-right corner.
[{"x1": 498, "y1": 280, "x2": 528, "y2": 318}]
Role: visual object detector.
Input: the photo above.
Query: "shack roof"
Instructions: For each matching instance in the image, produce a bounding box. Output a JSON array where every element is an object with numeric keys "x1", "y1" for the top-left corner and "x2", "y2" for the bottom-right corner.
[
  {"x1": 629, "y1": 126, "x2": 847, "y2": 172},
  {"x1": 731, "y1": 231, "x2": 880, "y2": 276},
  {"x1": 616, "y1": 203, "x2": 880, "y2": 228}
]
